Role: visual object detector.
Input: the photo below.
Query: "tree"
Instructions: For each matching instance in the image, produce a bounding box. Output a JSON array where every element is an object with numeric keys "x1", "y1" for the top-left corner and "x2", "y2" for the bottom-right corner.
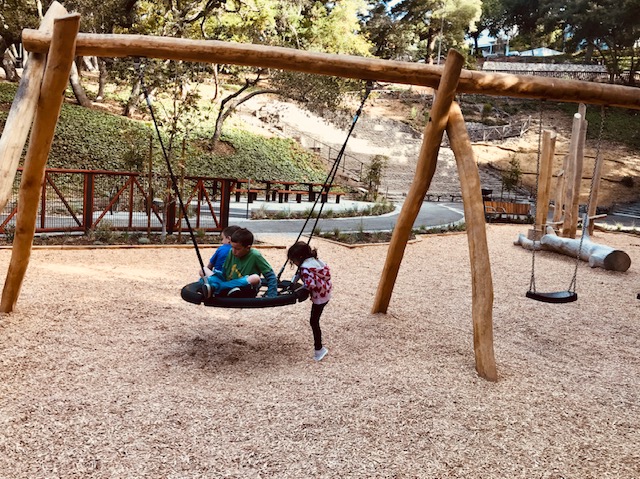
[
  {"x1": 0, "y1": 0, "x2": 41, "y2": 81},
  {"x1": 392, "y1": 0, "x2": 481, "y2": 64},
  {"x1": 363, "y1": 154, "x2": 388, "y2": 201},
  {"x1": 541, "y1": 0, "x2": 640, "y2": 85},
  {"x1": 196, "y1": 0, "x2": 373, "y2": 146},
  {"x1": 501, "y1": 155, "x2": 522, "y2": 196},
  {"x1": 466, "y1": 0, "x2": 507, "y2": 56},
  {"x1": 362, "y1": 0, "x2": 415, "y2": 60}
]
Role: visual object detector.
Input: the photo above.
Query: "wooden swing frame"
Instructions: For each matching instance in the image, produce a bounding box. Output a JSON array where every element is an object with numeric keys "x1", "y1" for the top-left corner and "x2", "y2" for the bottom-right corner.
[{"x1": 3, "y1": 1, "x2": 640, "y2": 381}]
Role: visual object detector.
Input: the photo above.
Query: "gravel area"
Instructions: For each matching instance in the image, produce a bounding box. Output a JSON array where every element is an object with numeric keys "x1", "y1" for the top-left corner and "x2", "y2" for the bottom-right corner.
[{"x1": 1, "y1": 225, "x2": 639, "y2": 478}]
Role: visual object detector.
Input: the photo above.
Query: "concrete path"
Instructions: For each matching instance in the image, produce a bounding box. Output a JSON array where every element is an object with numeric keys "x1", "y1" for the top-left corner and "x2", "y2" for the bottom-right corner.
[{"x1": 228, "y1": 198, "x2": 464, "y2": 236}]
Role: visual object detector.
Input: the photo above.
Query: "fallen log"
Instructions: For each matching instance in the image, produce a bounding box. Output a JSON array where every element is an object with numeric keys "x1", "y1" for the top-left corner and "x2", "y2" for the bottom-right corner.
[{"x1": 514, "y1": 226, "x2": 631, "y2": 272}]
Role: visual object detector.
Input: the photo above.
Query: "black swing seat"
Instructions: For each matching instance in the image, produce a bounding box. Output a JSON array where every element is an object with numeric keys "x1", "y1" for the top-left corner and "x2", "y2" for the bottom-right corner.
[
  {"x1": 526, "y1": 290, "x2": 578, "y2": 304},
  {"x1": 181, "y1": 279, "x2": 309, "y2": 309}
]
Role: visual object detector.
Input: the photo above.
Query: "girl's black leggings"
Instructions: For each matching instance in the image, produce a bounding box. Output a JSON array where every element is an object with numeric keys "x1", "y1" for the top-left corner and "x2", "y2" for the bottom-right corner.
[{"x1": 310, "y1": 302, "x2": 328, "y2": 350}]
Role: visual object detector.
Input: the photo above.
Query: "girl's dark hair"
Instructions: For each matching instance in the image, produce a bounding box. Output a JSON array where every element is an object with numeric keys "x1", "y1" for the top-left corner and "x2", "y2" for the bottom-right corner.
[{"x1": 287, "y1": 241, "x2": 317, "y2": 263}]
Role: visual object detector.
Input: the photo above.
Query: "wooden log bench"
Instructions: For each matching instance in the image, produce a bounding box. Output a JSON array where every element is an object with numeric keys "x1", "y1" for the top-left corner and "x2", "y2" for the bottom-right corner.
[
  {"x1": 276, "y1": 189, "x2": 308, "y2": 203},
  {"x1": 234, "y1": 188, "x2": 262, "y2": 203}
]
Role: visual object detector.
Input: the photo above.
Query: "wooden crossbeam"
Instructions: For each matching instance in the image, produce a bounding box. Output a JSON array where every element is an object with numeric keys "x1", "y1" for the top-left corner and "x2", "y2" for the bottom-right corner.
[{"x1": 21, "y1": 29, "x2": 640, "y2": 110}]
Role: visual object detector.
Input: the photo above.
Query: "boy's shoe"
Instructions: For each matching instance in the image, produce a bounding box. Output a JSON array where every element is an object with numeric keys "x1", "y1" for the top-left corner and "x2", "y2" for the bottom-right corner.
[
  {"x1": 314, "y1": 347, "x2": 328, "y2": 361},
  {"x1": 201, "y1": 282, "x2": 213, "y2": 299}
]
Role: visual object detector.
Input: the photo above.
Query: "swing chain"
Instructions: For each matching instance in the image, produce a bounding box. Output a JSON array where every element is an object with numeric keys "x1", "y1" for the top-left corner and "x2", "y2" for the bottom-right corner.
[
  {"x1": 568, "y1": 105, "x2": 606, "y2": 293},
  {"x1": 529, "y1": 100, "x2": 544, "y2": 293}
]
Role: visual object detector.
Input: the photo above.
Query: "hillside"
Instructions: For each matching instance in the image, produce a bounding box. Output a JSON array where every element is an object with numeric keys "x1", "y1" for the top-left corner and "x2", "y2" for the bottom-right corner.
[
  {"x1": 2, "y1": 79, "x2": 640, "y2": 208},
  {"x1": 237, "y1": 87, "x2": 640, "y2": 208},
  {"x1": 0, "y1": 82, "x2": 329, "y2": 185}
]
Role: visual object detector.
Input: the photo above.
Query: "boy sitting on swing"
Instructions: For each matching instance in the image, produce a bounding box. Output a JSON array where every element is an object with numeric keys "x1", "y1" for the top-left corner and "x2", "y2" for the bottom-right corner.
[{"x1": 200, "y1": 227, "x2": 278, "y2": 299}]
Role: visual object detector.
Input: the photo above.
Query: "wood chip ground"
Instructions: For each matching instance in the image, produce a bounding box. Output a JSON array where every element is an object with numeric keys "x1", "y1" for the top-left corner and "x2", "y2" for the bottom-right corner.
[{"x1": 1, "y1": 225, "x2": 639, "y2": 478}]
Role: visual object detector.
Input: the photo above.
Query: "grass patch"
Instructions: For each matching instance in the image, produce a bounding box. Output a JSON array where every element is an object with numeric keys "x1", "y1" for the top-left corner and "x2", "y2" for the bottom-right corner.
[
  {"x1": 317, "y1": 221, "x2": 466, "y2": 244},
  {"x1": 250, "y1": 200, "x2": 395, "y2": 220}
]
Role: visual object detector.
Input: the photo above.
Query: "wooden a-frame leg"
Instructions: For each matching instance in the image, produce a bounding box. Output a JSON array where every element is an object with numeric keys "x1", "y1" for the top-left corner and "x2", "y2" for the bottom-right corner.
[
  {"x1": 371, "y1": 49, "x2": 464, "y2": 314},
  {"x1": 1, "y1": 14, "x2": 81, "y2": 313},
  {"x1": 446, "y1": 102, "x2": 498, "y2": 382}
]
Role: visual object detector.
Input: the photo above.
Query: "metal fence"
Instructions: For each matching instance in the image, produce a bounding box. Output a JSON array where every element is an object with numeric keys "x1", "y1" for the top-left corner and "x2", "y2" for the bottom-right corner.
[{"x1": 0, "y1": 168, "x2": 233, "y2": 235}]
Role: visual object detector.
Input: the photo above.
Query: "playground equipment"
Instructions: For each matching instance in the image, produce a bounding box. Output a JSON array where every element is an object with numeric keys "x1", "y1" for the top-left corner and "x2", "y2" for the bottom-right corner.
[
  {"x1": 3, "y1": 2, "x2": 640, "y2": 381},
  {"x1": 515, "y1": 102, "x2": 631, "y2": 296}
]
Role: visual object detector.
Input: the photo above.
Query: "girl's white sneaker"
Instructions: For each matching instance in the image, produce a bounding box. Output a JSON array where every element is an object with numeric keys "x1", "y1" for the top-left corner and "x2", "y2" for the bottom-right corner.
[{"x1": 314, "y1": 347, "x2": 328, "y2": 361}]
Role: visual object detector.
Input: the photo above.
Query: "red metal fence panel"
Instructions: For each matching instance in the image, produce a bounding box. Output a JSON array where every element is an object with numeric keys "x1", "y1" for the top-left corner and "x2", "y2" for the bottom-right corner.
[{"x1": 0, "y1": 168, "x2": 233, "y2": 235}]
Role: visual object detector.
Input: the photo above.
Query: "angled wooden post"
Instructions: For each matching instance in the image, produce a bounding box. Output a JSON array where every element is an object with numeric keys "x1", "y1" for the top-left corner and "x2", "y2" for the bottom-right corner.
[
  {"x1": 0, "y1": 2, "x2": 68, "y2": 211},
  {"x1": 566, "y1": 104, "x2": 588, "y2": 238},
  {"x1": 446, "y1": 102, "x2": 497, "y2": 382},
  {"x1": 372, "y1": 49, "x2": 464, "y2": 314},
  {"x1": 1, "y1": 14, "x2": 81, "y2": 313},
  {"x1": 561, "y1": 113, "x2": 583, "y2": 237},
  {"x1": 531, "y1": 130, "x2": 557, "y2": 237},
  {"x1": 587, "y1": 150, "x2": 604, "y2": 236}
]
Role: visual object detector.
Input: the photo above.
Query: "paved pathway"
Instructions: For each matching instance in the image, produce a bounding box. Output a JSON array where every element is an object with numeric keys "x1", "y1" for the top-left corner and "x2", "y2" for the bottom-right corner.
[{"x1": 227, "y1": 199, "x2": 464, "y2": 236}]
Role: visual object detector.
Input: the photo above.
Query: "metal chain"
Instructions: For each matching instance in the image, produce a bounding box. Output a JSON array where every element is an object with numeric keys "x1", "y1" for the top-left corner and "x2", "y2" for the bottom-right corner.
[
  {"x1": 568, "y1": 105, "x2": 606, "y2": 292},
  {"x1": 529, "y1": 100, "x2": 544, "y2": 293}
]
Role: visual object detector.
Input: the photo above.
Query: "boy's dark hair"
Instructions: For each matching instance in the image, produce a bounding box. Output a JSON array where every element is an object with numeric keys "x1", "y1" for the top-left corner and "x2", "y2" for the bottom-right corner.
[
  {"x1": 287, "y1": 241, "x2": 318, "y2": 264},
  {"x1": 222, "y1": 225, "x2": 241, "y2": 238},
  {"x1": 230, "y1": 228, "x2": 254, "y2": 247}
]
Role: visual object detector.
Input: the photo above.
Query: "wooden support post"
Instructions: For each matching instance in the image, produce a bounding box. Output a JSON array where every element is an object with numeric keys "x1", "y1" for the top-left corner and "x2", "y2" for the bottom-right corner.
[
  {"x1": 446, "y1": 102, "x2": 498, "y2": 382},
  {"x1": 0, "y1": 2, "x2": 68, "y2": 211},
  {"x1": 552, "y1": 155, "x2": 569, "y2": 225},
  {"x1": 531, "y1": 130, "x2": 556, "y2": 238},
  {"x1": 566, "y1": 104, "x2": 588, "y2": 238},
  {"x1": 1, "y1": 14, "x2": 80, "y2": 313},
  {"x1": 561, "y1": 113, "x2": 583, "y2": 237},
  {"x1": 587, "y1": 151, "x2": 604, "y2": 236},
  {"x1": 372, "y1": 50, "x2": 463, "y2": 313}
]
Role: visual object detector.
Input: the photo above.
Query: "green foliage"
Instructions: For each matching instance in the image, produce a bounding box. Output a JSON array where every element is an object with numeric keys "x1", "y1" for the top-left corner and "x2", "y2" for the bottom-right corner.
[
  {"x1": 502, "y1": 155, "x2": 522, "y2": 193},
  {"x1": 0, "y1": 82, "x2": 329, "y2": 183},
  {"x1": 49, "y1": 103, "x2": 152, "y2": 171},
  {"x1": 195, "y1": 129, "x2": 327, "y2": 182},
  {"x1": 555, "y1": 103, "x2": 640, "y2": 150},
  {"x1": 363, "y1": 155, "x2": 388, "y2": 201}
]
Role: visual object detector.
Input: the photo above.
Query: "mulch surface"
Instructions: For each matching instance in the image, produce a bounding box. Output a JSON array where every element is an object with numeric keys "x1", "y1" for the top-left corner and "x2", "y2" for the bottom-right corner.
[{"x1": 1, "y1": 225, "x2": 639, "y2": 478}]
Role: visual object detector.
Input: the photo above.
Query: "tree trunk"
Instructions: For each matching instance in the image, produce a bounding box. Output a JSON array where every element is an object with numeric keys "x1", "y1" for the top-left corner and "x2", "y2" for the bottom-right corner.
[
  {"x1": 211, "y1": 87, "x2": 278, "y2": 146},
  {"x1": 69, "y1": 60, "x2": 91, "y2": 107},
  {"x1": 2, "y1": 50, "x2": 19, "y2": 82},
  {"x1": 97, "y1": 58, "x2": 107, "y2": 101},
  {"x1": 123, "y1": 78, "x2": 141, "y2": 117}
]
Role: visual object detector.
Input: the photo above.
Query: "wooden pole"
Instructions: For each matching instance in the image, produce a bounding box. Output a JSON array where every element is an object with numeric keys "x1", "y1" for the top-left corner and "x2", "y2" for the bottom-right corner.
[
  {"x1": 372, "y1": 49, "x2": 464, "y2": 314},
  {"x1": 1, "y1": 14, "x2": 81, "y2": 313},
  {"x1": 534, "y1": 130, "x2": 557, "y2": 233},
  {"x1": 21, "y1": 30, "x2": 640, "y2": 110},
  {"x1": 568, "y1": 113, "x2": 588, "y2": 238},
  {"x1": 446, "y1": 102, "x2": 498, "y2": 382},
  {"x1": 561, "y1": 113, "x2": 582, "y2": 237},
  {"x1": 0, "y1": 2, "x2": 68, "y2": 211},
  {"x1": 587, "y1": 151, "x2": 604, "y2": 236},
  {"x1": 552, "y1": 155, "x2": 569, "y2": 225}
]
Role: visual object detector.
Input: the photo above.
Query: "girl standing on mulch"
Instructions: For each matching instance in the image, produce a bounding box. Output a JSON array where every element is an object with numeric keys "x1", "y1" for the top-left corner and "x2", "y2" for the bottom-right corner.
[{"x1": 288, "y1": 241, "x2": 332, "y2": 361}]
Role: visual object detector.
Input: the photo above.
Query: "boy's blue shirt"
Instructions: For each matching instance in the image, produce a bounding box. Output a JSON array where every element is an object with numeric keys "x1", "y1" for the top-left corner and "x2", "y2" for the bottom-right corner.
[{"x1": 209, "y1": 243, "x2": 232, "y2": 272}]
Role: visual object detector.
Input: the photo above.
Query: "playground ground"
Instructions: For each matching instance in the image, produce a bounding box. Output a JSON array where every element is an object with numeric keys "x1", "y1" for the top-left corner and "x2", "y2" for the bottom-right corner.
[{"x1": 0, "y1": 224, "x2": 639, "y2": 478}]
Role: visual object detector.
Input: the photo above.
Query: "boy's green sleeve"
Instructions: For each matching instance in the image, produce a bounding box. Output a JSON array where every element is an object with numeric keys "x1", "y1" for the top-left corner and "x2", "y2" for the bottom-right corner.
[{"x1": 263, "y1": 269, "x2": 278, "y2": 297}]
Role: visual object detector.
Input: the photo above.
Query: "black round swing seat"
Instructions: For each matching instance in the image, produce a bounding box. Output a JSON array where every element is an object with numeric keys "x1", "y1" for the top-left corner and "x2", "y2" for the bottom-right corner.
[
  {"x1": 526, "y1": 290, "x2": 578, "y2": 304},
  {"x1": 181, "y1": 280, "x2": 309, "y2": 309}
]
